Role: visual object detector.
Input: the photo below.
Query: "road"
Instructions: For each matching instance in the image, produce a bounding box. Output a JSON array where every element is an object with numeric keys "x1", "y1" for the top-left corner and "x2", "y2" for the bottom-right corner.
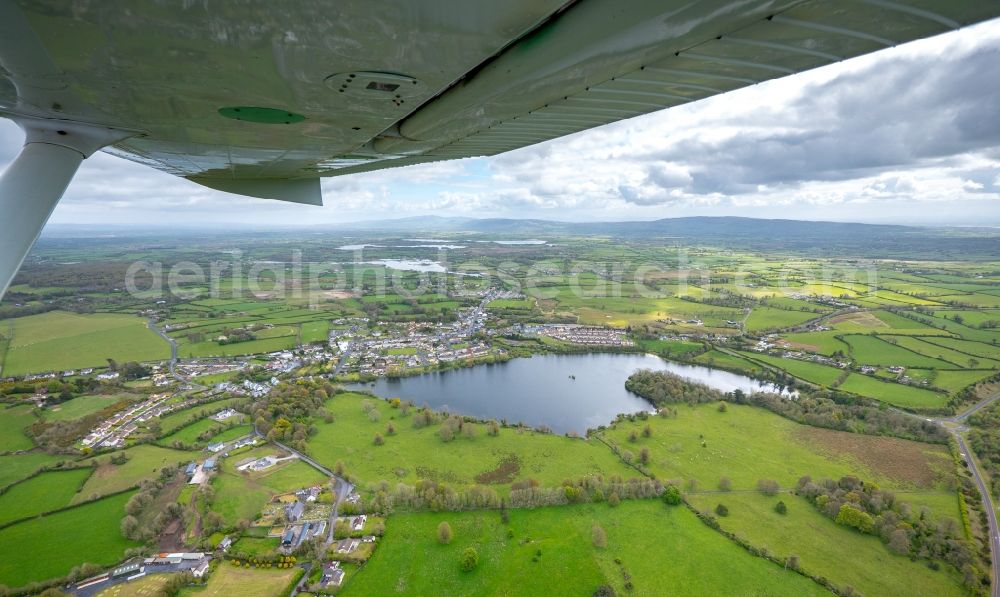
[
  {"x1": 955, "y1": 433, "x2": 1000, "y2": 596},
  {"x1": 266, "y1": 436, "x2": 354, "y2": 546},
  {"x1": 147, "y1": 317, "x2": 209, "y2": 389}
]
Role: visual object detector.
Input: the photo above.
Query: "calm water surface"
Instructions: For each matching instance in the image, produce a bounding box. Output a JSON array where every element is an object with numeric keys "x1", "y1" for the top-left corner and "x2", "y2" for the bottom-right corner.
[{"x1": 353, "y1": 353, "x2": 788, "y2": 434}]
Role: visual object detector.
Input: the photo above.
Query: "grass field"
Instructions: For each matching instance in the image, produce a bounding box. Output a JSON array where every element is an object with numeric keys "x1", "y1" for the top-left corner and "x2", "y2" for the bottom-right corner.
[
  {"x1": 685, "y1": 492, "x2": 963, "y2": 596},
  {"x1": 0, "y1": 452, "x2": 63, "y2": 489},
  {"x1": 306, "y1": 393, "x2": 636, "y2": 492},
  {"x1": 178, "y1": 562, "x2": 301, "y2": 597},
  {"x1": 599, "y1": 403, "x2": 954, "y2": 496},
  {"x1": 836, "y1": 373, "x2": 948, "y2": 409},
  {"x1": 745, "y1": 307, "x2": 818, "y2": 331},
  {"x1": 77, "y1": 444, "x2": 200, "y2": 502},
  {"x1": 96, "y1": 574, "x2": 171, "y2": 596},
  {"x1": 0, "y1": 404, "x2": 37, "y2": 452},
  {"x1": 842, "y1": 334, "x2": 955, "y2": 369},
  {"x1": 0, "y1": 491, "x2": 139, "y2": 588},
  {"x1": 1, "y1": 311, "x2": 169, "y2": 376},
  {"x1": 0, "y1": 468, "x2": 92, "y2": 526},
  {"x1": 211, "y1": 447, "x2": 326, "y2": 527},
  {"x1": 43, "y1": 394, "x2": 139, "y2": 422},
  {"x1": 343, "y1": 501, "x2": 827, "y2": 596}
]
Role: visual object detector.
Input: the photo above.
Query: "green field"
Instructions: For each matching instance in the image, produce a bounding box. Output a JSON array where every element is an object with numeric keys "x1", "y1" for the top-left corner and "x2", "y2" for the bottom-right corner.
[
  {"x1": 43, "y1": 394, "x2": 139, "y2": 422},
  {"x1": 77, "y1": 444, "x2": 200, "y2": 501},
  {"x1": 686, "y1": 492, "x2": 964, "y2": 596},
  {"x1": 0, "y1": 491, "x2": 139, "y2": 588},
  {"x1": 745, "y1": 307, "x2": 818, "y2": 331},
  {"x1": 344, "y1": 501, "x2": 827, "y2": 596},
  {"x1": 0, "y1": 468, "x2": 92, "y2": 526},
  {"x1": 0, "y1": 452, "x2": 64, "y2": 489},
  {"x1": 0, "y1": 404, "x2": 37, "y2": 452},
  {"x1": 178, "y1": 561, "x2": 301, "y2": 597},
  {"x1": 1, "y1": 311, "x2": 170, "y2": 376},
  {"x1": 836, "y1": 373, "x2": 948, "y2": 409},
  {"x1": 842, "y1": 334, "x2": 955, "y2": 368},
  {"x1": 599, "y1": 403, "x2": 954, "y2": 498},
  {"x1": 305, "y1": 393, "x2": 637, "y2": 491}
]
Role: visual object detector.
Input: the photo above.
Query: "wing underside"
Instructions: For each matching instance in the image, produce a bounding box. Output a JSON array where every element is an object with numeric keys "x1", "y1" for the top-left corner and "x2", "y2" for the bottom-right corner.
[{"x1": 1, "y1": 0, "x2": 999, "y2": 203}]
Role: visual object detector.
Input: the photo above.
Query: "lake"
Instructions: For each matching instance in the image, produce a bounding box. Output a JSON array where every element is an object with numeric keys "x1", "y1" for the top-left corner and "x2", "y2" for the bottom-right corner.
[{"x1": 351, "y1": 352, "x2": 790, "y2": 434}]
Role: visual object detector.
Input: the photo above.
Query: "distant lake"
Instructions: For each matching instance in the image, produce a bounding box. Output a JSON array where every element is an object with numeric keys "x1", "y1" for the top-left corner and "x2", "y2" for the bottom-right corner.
[{"x1": 352, "y1": 353, "x2": 790, "y2": 434}]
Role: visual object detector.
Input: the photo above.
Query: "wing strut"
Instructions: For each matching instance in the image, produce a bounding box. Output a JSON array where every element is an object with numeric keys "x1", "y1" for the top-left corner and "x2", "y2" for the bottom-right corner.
[{"x1": 0, "y1": 117, "x2": 134, "y2": 299}]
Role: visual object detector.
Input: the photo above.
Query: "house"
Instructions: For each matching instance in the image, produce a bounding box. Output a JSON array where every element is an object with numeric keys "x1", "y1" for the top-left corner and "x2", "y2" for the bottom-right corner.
[
  {"x1": 350, "y1": 514, "x2": 367, "y2": 531},
  {"x1": 361, "y1": 535, "x2": 376, "y2": 543},
  {"x1": 218, "y1": 536, "x2": 232, "y2": 551},
  {"x1": 203, "y1": 458, "x2": 217, "y2": 471},
  {"x1": 192, "y1": 560, "x2": 210, "y2": 578},
  {"x1": 285, "y1": 500, "x2": 305, "y2": 522},
  {"x1": 281, "y1": 528, "x2": 296, "y2": 547},
  {"x1": 184, "y1": 462, "x2": 198, "y2": 477},
  {"x1": 206, "y1": 442, "x2": 225, "y2": 453},
  {"x1": 336, "y1": 538, "x2": 360, "y2": 554},
  {"x1": 321, "y1": 562, "x2": 345, "y2": 588}
]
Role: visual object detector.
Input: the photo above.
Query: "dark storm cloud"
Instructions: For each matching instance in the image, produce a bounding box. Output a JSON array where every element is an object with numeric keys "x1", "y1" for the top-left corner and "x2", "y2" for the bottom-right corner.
[{"x1": 645, "y1": 46, "x2": 1000, "y2": 194}]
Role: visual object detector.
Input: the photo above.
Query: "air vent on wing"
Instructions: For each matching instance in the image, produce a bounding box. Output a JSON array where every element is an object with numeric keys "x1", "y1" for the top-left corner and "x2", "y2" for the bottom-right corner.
[{"x1": 324, "y1": 72, "x2": 424, "y2": 107}]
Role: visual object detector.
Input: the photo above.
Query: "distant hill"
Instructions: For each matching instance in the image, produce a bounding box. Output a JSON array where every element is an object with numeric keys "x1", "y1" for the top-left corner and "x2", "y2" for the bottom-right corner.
[{"x1": 331, "y1": 216, "x2": 998, "y2": 258}]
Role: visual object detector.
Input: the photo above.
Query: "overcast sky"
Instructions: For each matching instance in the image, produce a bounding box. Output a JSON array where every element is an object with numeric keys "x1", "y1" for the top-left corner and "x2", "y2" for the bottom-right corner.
[{"x1": 4, "y1": 18, "x2": 1000, "y2": 228}]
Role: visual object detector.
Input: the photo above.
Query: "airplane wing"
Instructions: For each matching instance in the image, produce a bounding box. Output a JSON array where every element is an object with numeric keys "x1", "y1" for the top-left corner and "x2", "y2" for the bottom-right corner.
[{"x1": 1, "y1": 0, "x2": 999, "y2": 296}]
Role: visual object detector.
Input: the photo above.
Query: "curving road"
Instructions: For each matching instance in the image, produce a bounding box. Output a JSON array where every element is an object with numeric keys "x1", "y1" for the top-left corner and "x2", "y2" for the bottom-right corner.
[{"x1": 955, "y1": 433, "x2": 1000, "y2": 596}]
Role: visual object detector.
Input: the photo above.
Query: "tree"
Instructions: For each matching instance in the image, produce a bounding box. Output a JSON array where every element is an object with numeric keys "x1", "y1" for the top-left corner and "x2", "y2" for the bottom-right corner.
[
  {"x1": 774, "y1": 500, "x2": 787, "y2": 515},
  {"x1": 639, "y1": 447, "x2": 650, "y2": 465},
  {"x1": 715, "y1": 503, "x2": 729, "y2": 517},
  {"x1": 608, "y1": 492, "x2": 621, "y2": 507},
  {"x1": 460, "y1": 547, "x2": 479, "y2": 571},
  {"x1": 785, "y1": 554, "x2": 800, "y2": 570},
  {"x1": 120, "y1": 515, "x2": 138, "y2": 539},
  {"x1": 836, "y1": 503, "x2": 874, "y2": 534},
  {"x1": 717, "y1": 401, "x2": 727, "y2": 412},
  {"x1": 662, "y1": 485, "x2": 682, "y2": 506},
  {"x1": 642, "y1": 424, "x2": 652, "y2": 438},
  {"x1": 757, "y1": 479, "x2": 779, "y2": 496},
  {"x1": 888, "y1": 529, "x2": 911, "y2": 554},
  {"x1": 628, "y1": 430, "x2": 638, "y2": 443},
  {"x1": 592, "y1": 524, "x2": 608, "y2": 548},
  {"x1": 437, "y1": 521, "x2": 453, "y2": 544},
  {"x1": 718, "y1": 477, "x2": 732, "y2": 492},
  {"x1": 439, "y1": 426, "x2": 454, "y2": 442},
  {"x1": 386, "y1": 422, "x2": 396, "y2": 435},
  {"x1": 593, "y1": 586, "x2": 617, "y2": 597},
  {"x1": 373, "y1": 433, "x2": 384, "y2": 446}
]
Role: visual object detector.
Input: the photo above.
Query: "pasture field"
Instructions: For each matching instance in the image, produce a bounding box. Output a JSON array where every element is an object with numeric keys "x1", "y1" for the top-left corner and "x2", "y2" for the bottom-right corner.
[
  {"x1": 43, "y1": 393, "x2": 139, "y2": 422},
  {"x1": 740, "y1": 352, "x2": 846, "y2": 386},
  {"x1": 599, "y1": 403, "x2": 954, "y2": 498},
  {"x1": 0, "y1": 491, "x2": 139, "y2": 589},
  {"x1": 636, "y1": 338, "x2": 704, "y2": 358},
  {"x1": 685, "y1": 492, "x2": 963, "y2": 597},
  {"x1": 0, "y1": 468, "x2": 92, "y2": 526},
  {"x1": 888, "y1": 336, "x2": 1000, "y2": 368},
  {"x1": 932, "y1": 369, "x2": 998, "y2": 393},
  {"x1": 300, "y1": 319, "x2": 330, "y2": 343},
  {"x1": 0, "y1": 452, "x2": 64, "y2": 489},
  {"x1": 779, "y1": 331, "x2": 849, "y2": 355},
  {"x1": 692, "y1": 350, "x2": 765, "y2": 376},
  {"x1": 178, "y1": 562, "x2": 301, "y2": 597},
  {"x1": 305, "y1": 392, "x2": 637, "y2": 491},
  {"x1": 0, "y1": 404, "x2": 37, "y2": 452},
  {"x1": 836, "y1": 374, "x2": 947, "y2": 409},
  {"x1": 155, "y1": 398, "x2": 244, "y2": 436},
  {"x1": 344, "y1": 501, "x2": 827, "y2": 597},
  {"x1": 1, "y1": 311, "x2": 169, "y2": 376},
  {"x1": 921, "y1": 336, "x2": 1000, "y2": 360},
  {"x1": 487, "y1": 298, "x2": 535, "y2": 310},
  {"x1": 158, "y1": 417, "x2": 247, "y2": 447},
  {"x1": 96, "y1": 574, "x2": 171, "y2": 596},
  {"x1": 77, "y1": 444, "x2": 200, "y2": 501},
  {"x1": 744, "y1": 307, "x2": 818, "y2": 331},
  {"x1": 842, "y1": 334, "x2": 954, "y2": 369}
]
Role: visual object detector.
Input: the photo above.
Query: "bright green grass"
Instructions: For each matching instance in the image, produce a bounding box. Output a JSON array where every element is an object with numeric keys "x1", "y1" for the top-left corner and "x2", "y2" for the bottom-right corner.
[
  {"x1": 43, "y1": 394, "x2": 138, "y2": 422},
  {"x1": 0, "y1": 452, "x2": 63, "y2": 489},
  {"x1": 692, "y1": 350, "x2": 765, "y2": 376},
  {"x1": 888, "y1": 336, "x2": 1000, "y2": 368},
  {"x1": 156, "y1": 398, "x2": 242, "y2": 435},
  {"x1": 742, "y1": 352, "x2": 846, "y2": 386},
  {"x1": 158, "y1": 418, "x2": 227, "y2": 445},
  {"x1": 487, "y1": 299, "x2": 535, "y2": 310},
  {"x1": 842, "y1": 335, "x2": 955, "y2": 368},
  {"x1": 306, "y1": 393, "x2": 636, "y2": 491},
  {"x1": 745, "y1": 307, "x2": 818, "y2": 331},
  {"x1": 211, "y1": 472, "x2": 272, "y2": 528},
  {"x1": 231, "y1": 537, "x2": 280, "y2": 557},
  {"x1": 0, "y1": 468, "x2": 92, "y2": 526},
  {"x1": 178, "y1": 335, "x2": 297, "y2": 358},
  {"x1": 920, "y1": 336, "x2": 1000, "y2": 360},
  {"x1": 0, "y1": 491, "x2": 139, "y2": 588},
  {"x1": 871, "y1": 310, "x2": 949, "y2": 332},
  {"x1": 685, "y1": 492, "x2": 963, "y2": 597},
  {"x1": 599, "y1": 403, "x2": 951, "y2": 492},
  {"x1": 2, "y1": 311, "x2": 170, "y2": 376},
  {"x1": 931, "y1": 370, "x2": 998, "y2": 393},
  {"x1": 837, "y1": 374, "x2": 947, "y2": 409},
  {"x1": 76, "y1": 444, "x2": 200, "y2": 502},
  {"x1": 0, "y1": 404, "x2": 37, "y2": 452},
  {"x1": 343, "y1": 501, "x2": 827, "y2": 597},
  {"x1": 211, "y1": 448, "x2": 326, "y2": 527},
  {"x1": 300, "y1": 320, "x2": 330, "y2": 343}
]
